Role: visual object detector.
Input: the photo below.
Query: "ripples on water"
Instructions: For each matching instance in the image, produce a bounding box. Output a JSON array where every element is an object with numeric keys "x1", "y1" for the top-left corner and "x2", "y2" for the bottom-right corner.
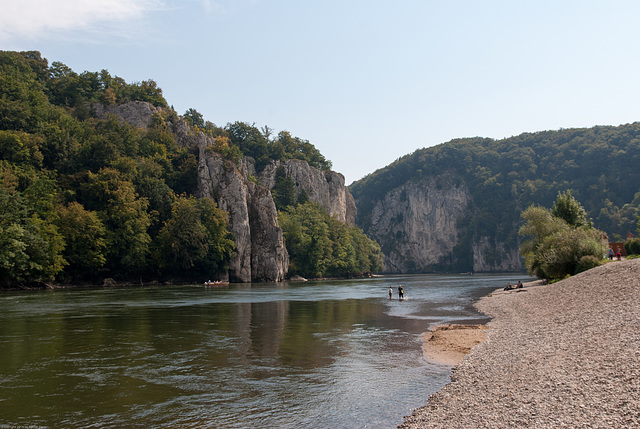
[{"x1": 0, "y1": 274, "x2": 529, "y2": 428}]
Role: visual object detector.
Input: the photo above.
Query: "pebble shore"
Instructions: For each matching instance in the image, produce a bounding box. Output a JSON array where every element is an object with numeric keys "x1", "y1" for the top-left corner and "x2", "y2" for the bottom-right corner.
[{"x1": 400, "y1": 258, "x2": 640, "y2": 428}]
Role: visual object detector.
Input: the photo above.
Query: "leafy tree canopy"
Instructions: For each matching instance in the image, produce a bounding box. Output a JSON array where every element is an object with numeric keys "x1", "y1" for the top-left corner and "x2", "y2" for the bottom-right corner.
[
  {"x1": 0, "y1": 50, "x2": 343, "y2": 286},
  {"x1": 0, "y1": 51, "x2": 230, "y2": 286},
  {"x1": 279, "y1": 202, "x2": 383, "y2": 278},
  {"x1": 519, "y1": 192, "x2": 607, "y2": 281},
  {"x1": 552, "y1": 190, "x2": 590, "y2": 228}
]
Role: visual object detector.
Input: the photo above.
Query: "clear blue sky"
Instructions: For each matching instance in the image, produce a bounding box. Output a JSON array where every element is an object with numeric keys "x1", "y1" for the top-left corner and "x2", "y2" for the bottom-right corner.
[{"x1": 3, "y1": 0, "x2": 640, "y2": 184}]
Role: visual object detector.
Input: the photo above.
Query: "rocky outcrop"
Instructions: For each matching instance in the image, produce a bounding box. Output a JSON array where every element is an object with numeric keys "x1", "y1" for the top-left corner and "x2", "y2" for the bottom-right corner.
[
  {"x1": 92, "y1": 101, "x2": 160, "y2": 129},
  {"x1": 246, "y1": 181, "x2": 289, "y2": 282},
  {"x1": 196, "y1": 151, "x2": 359, "y2": 281},
  {"x1": 366, "y1": 175, "x2": 471, "y2": 272},
  {"x1": 472, "y1": 236, "x2": 523, "y2": 272},
  {"x1": 259, "y1": 159, "x2": 356, "y2": 226},
  {"x1": 92, "y1": 101, "x2": 359, "y2": 282},
  {"x1": 197, "y1": 148, "x2": 288, "y2": 283},
  {"x1": 197, "y1": 152, "x2": 359, "y2": 281},
  {"x1": 362, "y1": 173, "x2": 523, "y2": 273}
]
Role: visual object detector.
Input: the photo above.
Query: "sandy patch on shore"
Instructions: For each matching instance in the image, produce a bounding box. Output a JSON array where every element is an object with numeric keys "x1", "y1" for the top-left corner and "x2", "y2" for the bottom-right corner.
[
  {"x1": 422, "y1": 324, "x2": 489, "y2": 366},
  {"x1": 421, "y1": 280, "x2": 543, "y2": 366}
]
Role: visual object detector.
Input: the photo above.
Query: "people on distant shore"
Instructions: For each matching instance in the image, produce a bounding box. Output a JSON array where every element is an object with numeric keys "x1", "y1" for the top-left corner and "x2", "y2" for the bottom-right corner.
[
  {"x1": 398, "y1": 285, "x2": 404, "y2": 300},
  {"x1": 504, "y1": 281, "x2": 524, "y2": 291},
  {"x1": 389, "y1": 286, "x2": 393, "y2": 300},
  {"x1": 608, "y1": 248, "x2": 614, "y2": 260}
]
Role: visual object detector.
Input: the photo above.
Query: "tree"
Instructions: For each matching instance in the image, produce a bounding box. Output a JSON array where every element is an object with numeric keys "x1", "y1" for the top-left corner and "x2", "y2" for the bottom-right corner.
[
  {"x1": 183, "y1": 108, "x2": 204, "y2": 128},
  {"x1": 206, "y1": 136, "x2": 242, "y2": 165},
  {"x1": 56, "y1": 202, "x2": 107, "y2": 279},
  {"x1": 552, "y1": 190, "x2": 589, "y2": 228},
  {"x1": 154, "y1": 195, "x2": 234, "y2": 278},
  {"x1": 81, "y1": 168, "x2": 151, "y2": 275},
  {"x1": 0, "y1": 163, "x2": 66, "y2": 285},
  {"x1": 272, "y1": 166, "x2": 296, "y2": 210},
  {"x1": 279, "y1": 202, "x2": 383, "y2": 278},
  {"x1": 520, "y1": 193, "x2": 607, "y2": 281},
  {"x1": 535, "y1": 227, "x2": 605, "y2": 279}
]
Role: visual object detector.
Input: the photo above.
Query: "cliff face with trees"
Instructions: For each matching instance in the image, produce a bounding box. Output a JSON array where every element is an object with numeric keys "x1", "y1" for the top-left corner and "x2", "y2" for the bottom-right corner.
[
  {"x1": 0, "y1": 50, "x2": 382, "y2": 287},
  {"x1": 350, "y1": 126, "x2": 640, "y2": 273}
]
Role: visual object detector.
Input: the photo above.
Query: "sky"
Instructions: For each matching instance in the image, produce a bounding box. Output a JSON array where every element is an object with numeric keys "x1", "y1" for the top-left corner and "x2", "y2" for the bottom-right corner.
[{"x1": 2, "y1": 0, "x2": 640, "y2": 185}]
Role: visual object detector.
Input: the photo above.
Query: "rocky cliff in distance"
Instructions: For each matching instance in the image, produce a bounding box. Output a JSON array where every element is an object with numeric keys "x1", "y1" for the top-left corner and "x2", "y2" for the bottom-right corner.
[
  {"x1": 92, "y1": 101, "x2": 161, "y2": 129},
  {"x1": 197, "y1": 148, "x2": 289, "y2": 282},
  {"x1": 96, "y1": 101, "x2": 357, "y2": 282},
  {"x1": 259, "y1": 159, "x2": 356, "y2": 226},
  {"x1": 197, "y1": 151, "x2": 357, "y2": 282},
  {"x1": 472, "y1": 236, "x2": 522, "y2": 273},
  {"x1": 357, "y1": 173, "x2": 523, "y2": 273}
]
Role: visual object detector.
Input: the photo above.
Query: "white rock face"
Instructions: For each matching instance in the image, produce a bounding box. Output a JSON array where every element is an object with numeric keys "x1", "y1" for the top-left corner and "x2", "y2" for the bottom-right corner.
[
  {"x1": 363, "y1": 172, "x2": 523, "y2": 273},
  {"x1": 259, "y1": 159, "x2": 356, "y2": 226},
  {"x1": 92, "y1": 101, "x2": 159, "y2": 129},
  {"x1": 246, "y1": 181, "x2": 289, "y2": 282},
  {"x1": 472, "y1": 236, "x2": 523, "y2": 272},
  {"x1": 367, "y1": 176, "x2": 472, "y2": 272},
  {"x1": 197, "y1": 147, "x2": 289, "y2": 282}
]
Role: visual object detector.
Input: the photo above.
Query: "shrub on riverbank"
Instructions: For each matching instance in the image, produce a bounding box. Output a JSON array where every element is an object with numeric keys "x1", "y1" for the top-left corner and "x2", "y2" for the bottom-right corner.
[
  {"x1": 520, "y1": 191, "x2": 607, "y2": 281},
  {"x1": 625, "y1": 238, "x2": 640, "y2": 256}
]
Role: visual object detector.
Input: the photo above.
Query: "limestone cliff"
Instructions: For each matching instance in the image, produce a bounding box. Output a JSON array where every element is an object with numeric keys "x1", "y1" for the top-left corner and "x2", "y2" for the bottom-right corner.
[
  {"x1": 472, "y1": 236, "x2": 523, "y2": 272},
  {"x1": 359, "y1": 173, "x2": 523, "y2": 273},
  {"x1": 196, "y1": 146, "x2": 289, "y2": 283},
  {"x1": 91, "y1": 101, "x2": 360, "y2": 281},
  {"x1": 259, "y1": 159, "x2": 356, "y2": 226},
  {"x1": 196, "y1": 152, "x2": 358, "y2": 281},
  {"x1": 365, "y1": 175, "x2": 471, "y2": 272},
  {"x1": 92, "y1": 101, "x2": 160, "y2": 129}
]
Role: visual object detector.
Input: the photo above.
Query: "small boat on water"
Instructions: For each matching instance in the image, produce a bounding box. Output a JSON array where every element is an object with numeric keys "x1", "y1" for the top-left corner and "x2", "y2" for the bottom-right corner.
[{"x1": 204, "y1": 280, "x2": 229, "y2": 287}]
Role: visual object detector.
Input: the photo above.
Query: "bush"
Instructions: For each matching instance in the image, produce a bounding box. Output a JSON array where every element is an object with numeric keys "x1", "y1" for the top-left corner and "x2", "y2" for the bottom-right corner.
[
  {"x1": 624, "y1": 238, "x2": 640, "y2": 255},
  {"x1": 575, "y1": 255, "x2": 602, "y2": 274},
  {"x1": 534, "y1": 226, "x2": 605, "y2": 281},
  {"x1": 519, "y1": 195, "x2": 608, "y2": 281}
]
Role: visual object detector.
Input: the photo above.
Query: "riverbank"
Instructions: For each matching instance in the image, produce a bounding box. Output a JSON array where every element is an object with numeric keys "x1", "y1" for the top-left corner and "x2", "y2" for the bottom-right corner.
[{"x1": 402, "y1": 258, "x2": 640, "y2": 428}]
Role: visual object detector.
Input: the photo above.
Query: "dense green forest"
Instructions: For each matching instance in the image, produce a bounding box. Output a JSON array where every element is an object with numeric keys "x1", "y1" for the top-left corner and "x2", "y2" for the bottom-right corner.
[
  {"x1": 350, "y1": 123, "x2": 640, "y2": 270},
  {"x1": 0, "y1": 50, "x2": 379, "y2": 287},
  {"x1": 279, "y1": 202, "x2": 383, "y2": 278}
]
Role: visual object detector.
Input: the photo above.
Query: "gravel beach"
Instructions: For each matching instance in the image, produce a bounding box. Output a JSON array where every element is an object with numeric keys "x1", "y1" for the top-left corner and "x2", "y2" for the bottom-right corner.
[{"x1": 401, "y1": 258, "x2": 640, "y2": 428}]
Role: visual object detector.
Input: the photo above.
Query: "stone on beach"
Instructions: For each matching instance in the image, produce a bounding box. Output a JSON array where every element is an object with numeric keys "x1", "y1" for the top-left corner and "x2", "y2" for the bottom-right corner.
[{"x1": 401, "y1": 258, "x2": 640, "y2": 428}]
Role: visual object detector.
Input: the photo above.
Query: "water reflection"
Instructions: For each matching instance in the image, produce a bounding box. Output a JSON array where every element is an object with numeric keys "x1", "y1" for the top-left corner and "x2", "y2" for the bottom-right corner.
[{"x1": 0, "y1": 274, "x2": 527, "y2": 428}]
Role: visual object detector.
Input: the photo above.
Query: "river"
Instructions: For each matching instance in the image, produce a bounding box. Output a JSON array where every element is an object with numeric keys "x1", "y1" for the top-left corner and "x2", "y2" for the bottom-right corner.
[{"x1": 0, "y1": 273, "x2": 528, "y2": 428}]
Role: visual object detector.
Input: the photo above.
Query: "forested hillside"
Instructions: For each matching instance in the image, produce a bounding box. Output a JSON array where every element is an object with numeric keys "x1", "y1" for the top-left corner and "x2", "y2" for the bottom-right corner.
[
  {"x1": 0, "y1": 50, "x2": 381, "y2": 287},
  {"x1": 350, "y1": 124, "x2": 640, "y2": 272}
]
